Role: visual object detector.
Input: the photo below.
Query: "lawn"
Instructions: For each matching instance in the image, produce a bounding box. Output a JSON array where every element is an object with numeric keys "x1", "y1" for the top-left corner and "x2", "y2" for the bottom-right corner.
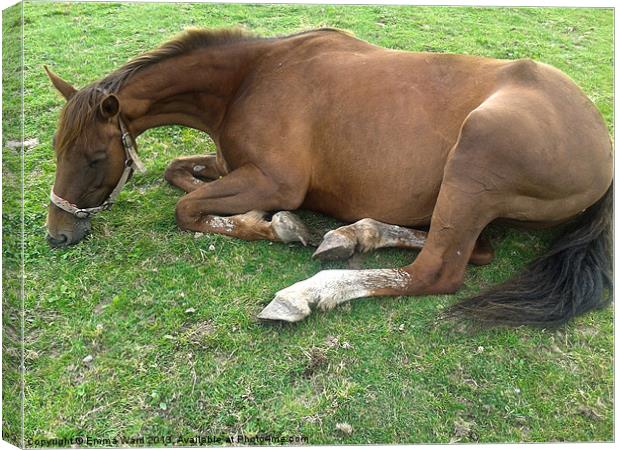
[{"x1": 4, "y1": 2, "x2": 614, "y2": 445}]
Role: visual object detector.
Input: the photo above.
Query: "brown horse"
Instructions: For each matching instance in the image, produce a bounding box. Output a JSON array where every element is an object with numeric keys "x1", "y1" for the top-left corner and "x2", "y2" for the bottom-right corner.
[{"x1": 46, "y1": 28, "x2": 613, "y2": 326}]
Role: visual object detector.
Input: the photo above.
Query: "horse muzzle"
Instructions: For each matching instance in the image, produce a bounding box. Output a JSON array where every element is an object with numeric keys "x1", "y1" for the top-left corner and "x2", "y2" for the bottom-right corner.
[{"x1": 46, "y1": 203, "x2": 92, "y2": 247}]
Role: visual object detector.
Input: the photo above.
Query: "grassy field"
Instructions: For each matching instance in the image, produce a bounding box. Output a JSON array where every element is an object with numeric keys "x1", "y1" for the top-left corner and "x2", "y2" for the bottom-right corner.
[
  {"x1": 13, "y1": 2, "x2": 613, "y2": 445},
  {"x1": 3, "y1": 2, "x2": 24, "y2": 446}
]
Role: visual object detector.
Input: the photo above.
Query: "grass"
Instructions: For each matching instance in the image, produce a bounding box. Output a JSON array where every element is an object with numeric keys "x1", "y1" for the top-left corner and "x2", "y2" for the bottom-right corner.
[
  {"x1": 7, "y1": 1, "x2": 614, "y2": 445},
  {"x1": 3, "y1": 2, "x2": 24, "y2": 447}
]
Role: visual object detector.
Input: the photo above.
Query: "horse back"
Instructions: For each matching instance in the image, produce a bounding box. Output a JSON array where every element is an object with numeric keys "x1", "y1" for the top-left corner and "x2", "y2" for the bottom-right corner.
[{"x1": 219, "y1": 32, "x2": 611, "y2": 225}]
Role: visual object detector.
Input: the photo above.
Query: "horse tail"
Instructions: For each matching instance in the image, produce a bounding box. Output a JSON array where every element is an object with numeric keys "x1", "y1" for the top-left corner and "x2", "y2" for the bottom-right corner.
[{"x1": 446, "y1": 183, "x2": 613, "y2": 327}]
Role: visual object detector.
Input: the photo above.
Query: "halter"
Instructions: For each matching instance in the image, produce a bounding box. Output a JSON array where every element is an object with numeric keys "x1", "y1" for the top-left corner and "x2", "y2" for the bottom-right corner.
[{"x1": 49, "y1": 117, "x2": 146, "y2": 219}]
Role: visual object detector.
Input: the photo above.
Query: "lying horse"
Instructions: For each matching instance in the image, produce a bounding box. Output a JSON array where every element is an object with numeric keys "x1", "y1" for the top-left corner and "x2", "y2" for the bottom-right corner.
[{"x1": 46, "y1": 28, "x2": 613, "y2": 326}]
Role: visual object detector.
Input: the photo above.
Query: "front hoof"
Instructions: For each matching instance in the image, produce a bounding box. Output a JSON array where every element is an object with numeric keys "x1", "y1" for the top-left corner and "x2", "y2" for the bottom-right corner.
[
  {"x1": 271, "y1": 211, "x2": 311, "y2": 246},
  {"x1": 257, "y1": 291, "x2": 312, "y2": 323},
  {"x1": 312, "y1": 231, "x2": 355, "y2": 261}
]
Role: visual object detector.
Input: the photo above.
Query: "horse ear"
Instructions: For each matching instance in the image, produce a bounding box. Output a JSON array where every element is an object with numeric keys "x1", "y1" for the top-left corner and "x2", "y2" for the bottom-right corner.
[
  {"x1": 99, "y1": 94, "x2": 120, "y2": 120},
  {"x1": 44, "y1": 65, "x2": 77, "y2": 100}
]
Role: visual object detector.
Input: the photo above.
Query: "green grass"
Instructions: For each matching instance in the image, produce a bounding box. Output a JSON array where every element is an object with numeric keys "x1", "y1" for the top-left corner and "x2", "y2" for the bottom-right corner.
[
  {"x1": 16, "y1": 2, "x2": 613, "y2": 445},
  {"x1": 3, "y1": 3, "x2": 24, "y2": 447}
]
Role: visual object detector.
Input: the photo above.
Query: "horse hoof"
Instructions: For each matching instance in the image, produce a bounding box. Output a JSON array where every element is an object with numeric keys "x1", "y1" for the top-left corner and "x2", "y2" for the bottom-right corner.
[
  {"x1": 312, "y1": 231, "x2": 355, "y2": 260},
  {"x1": 271, "y1": 211, "x2": 311, "y2": 246},
  {"x1": 257, "y1": 291, "x2": 312, "y2": 322}
]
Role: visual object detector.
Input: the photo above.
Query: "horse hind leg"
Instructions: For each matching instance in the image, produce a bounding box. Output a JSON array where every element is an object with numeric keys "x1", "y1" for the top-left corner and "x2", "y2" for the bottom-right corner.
[
  {"x1": 258, "y1": 181, "x2": 499, "y2": 322},
  {"x1": 257, "y1": 267, "x2": 412, "y2": 322},
  {"x1": 312, "y1": 218, "x2": 495, "y2": 265},
  {"x1": 312, "y1": 218, "x2": 425, "y2": 260}
]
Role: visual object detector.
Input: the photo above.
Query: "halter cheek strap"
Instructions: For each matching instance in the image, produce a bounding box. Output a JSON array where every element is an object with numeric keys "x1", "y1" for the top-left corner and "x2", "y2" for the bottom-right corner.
[{"x1": 50, "y1": 117, "x2": 146, "y2": 219}]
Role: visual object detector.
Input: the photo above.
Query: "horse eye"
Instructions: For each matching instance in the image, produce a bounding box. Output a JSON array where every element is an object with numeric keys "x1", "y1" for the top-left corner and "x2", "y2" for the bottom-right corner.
[
  {"x1": 88, "y1": 157, "x2": 107, "y2": 169},
  {"x1": 88, "y1": 152, "x2": 107, "y2": 168}
]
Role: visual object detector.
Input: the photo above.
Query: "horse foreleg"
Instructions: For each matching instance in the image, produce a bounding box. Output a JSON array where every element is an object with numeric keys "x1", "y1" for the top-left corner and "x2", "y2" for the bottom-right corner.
[
  {"x1": 313, "y1": 218, "x2": 494, "y2": 265},
  {"x1": 164, "y1": 154, "x2": 226, "y2": 193},
  {"x1": 198, "y1": 210, "x2": 311, "y2": 245},
  {"x1": 174, "y1": 164, "x2": 310, "y2": 244}
]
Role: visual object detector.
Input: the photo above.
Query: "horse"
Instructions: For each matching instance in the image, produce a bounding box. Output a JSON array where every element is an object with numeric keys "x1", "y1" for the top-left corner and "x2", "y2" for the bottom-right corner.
[{"x1": 45, "y1": 28, "x2": 613, "y2": 326}]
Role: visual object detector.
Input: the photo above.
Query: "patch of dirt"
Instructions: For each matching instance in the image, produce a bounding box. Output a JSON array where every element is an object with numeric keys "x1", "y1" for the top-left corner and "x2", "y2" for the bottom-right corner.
[
  {"x1": 181, "y1": 321, "x2": 216, "y2": 346},
  {"x1": 302, "y1": 347, "x2": 328, "y2": 377},
  {"x1": 451, "y1": 417, "x2": 477, "y2": 443},
  {"x1": 577, "y1": 400, "x2": 605, "y2": 421}
]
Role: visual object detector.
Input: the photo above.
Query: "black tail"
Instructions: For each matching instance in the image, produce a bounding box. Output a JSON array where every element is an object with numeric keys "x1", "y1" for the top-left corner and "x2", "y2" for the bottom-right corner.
[{"x1": 446, "y1": 184, "x2": 613, "y2": 327}]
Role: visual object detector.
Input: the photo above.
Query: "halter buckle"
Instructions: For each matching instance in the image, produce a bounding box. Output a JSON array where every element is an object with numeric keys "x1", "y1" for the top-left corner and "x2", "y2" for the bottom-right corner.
[
  {"x1": 121, "y1": 132, "x2": 133, "y2": 150},
  {"x1": 74, "y1": 210, "x2": 91, "y2": 220}
]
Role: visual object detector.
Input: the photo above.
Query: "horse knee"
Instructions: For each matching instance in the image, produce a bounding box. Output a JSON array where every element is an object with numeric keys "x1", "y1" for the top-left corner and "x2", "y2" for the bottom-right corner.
[
  {"x1": 175, "y1": 198, "x2": 196, "y2": 230},
  {"x1": 164, "y1": 167, "x2": 177, "y2": 185},
  {"x1": 164, "y1": 160, "x2": 182, "y2": 184}
]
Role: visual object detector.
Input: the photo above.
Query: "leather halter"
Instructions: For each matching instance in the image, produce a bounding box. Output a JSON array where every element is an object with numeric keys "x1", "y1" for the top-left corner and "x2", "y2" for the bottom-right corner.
[{"x1": 49, "y1": 117, "x2": 146, "y2": 219}]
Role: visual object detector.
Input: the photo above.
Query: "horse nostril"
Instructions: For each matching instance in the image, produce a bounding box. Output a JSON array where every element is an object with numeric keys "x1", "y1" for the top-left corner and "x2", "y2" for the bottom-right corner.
[{"x1": 47, "y1": 233, "x2": 68, "y2": 247}]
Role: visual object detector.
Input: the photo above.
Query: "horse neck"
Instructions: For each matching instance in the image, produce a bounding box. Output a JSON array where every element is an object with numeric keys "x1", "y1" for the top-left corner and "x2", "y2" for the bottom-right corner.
[{"x1": 116, "y1": 42, "x2": 267, "y2": 138}]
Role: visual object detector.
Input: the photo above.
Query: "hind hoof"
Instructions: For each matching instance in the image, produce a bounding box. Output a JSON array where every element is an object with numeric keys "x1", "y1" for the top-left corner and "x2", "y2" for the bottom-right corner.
[
  {"x1": 257, "y1": 290, "x2": 312, "y2": 323},
  {"x1": 312, "y1": 230, "x2": 355, "y2": 261}
]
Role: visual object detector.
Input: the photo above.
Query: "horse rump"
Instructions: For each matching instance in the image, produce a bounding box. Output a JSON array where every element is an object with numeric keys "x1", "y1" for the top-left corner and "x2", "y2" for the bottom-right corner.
[{"x1": 445, "y1": 183, "x2": 613, "y2": 327}]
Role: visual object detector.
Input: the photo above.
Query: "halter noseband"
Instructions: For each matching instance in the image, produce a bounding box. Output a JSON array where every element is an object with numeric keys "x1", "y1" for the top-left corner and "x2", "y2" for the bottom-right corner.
[{"x1": 49, "y1": 117, "x2": 146, "y2": 219}]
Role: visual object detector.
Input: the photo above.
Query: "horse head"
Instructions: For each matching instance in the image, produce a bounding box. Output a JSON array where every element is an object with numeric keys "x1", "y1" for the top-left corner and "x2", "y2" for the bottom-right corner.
[{"x1": 45, "y1": 67, "x2": 141, "y2": 247}]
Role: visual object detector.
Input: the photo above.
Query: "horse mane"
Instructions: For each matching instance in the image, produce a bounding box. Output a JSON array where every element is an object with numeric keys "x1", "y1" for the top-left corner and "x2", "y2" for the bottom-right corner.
[
  {"x1": 55, "y1": 27, "x2": 343, "y2": 155},
  {"x1": 100, "y1": 28, "x2": 259, "y2": 93},
  {"x1": 55, "y1": 28, "x2": 256, "y2": 154}
]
